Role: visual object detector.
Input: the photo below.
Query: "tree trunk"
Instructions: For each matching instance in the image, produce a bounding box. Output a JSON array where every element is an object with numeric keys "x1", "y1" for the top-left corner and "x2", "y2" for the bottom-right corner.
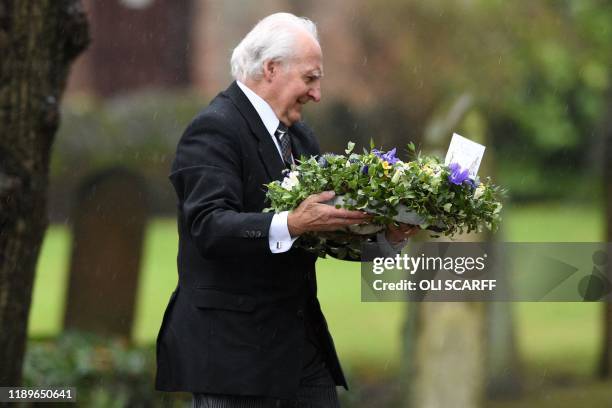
[
  {"x1": 599, "y1": 89, "x2": 612, "y2": 378},
  {"x1": 410, "y1": 302, "x2": 486, "y2": 408},
  {"x1": 402, "y1": 102, "x2": 490, "y2": 408},
  {"x1": 0, "y1": 0, "x2": 88, "y2": 389}
]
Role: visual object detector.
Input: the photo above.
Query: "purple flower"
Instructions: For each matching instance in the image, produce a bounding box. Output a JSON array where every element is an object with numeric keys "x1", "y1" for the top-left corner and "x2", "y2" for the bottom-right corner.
[
  {"x1": 372, "y1": 147, "x2": 399, "y2": 165},
  {"x1": 317, "y1": 156, "x2": 329, "y2": 168},
  {"x1": 448, "y1": 162, "x2": 471, "y2": 185},
  {"x1": 361, "y1": 165, "x2": 369, "y2": 175}
]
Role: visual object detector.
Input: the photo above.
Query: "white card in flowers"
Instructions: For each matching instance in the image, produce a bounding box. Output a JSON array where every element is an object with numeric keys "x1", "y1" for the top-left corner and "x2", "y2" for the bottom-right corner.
[{"x1": 444, "y1": 133, "x2": 485, "y2": 179}]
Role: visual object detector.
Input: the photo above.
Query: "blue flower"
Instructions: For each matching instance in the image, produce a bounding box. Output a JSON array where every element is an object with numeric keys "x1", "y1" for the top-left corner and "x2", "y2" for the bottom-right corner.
[
  {"x1": 372, "y1": 147, "x2": 399, "y2": 165},
  {"x1": 448, "y1": 162, "x2": 471, "y2": 185}
]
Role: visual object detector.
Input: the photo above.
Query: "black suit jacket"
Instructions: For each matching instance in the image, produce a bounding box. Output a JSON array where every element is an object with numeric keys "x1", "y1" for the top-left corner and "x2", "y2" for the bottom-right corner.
[{"x1": 155, "y1": 82, "x2": 347, "y2": 398}]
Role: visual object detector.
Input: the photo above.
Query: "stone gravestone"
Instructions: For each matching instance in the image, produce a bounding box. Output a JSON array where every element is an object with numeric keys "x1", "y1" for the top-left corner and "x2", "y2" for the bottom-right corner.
[{"x1": 63, "y1": 168, "x2": 148, "y2": 337}]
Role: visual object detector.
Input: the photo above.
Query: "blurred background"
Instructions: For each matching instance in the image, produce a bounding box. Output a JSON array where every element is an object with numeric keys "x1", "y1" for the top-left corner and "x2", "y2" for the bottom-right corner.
[{"x1": 25, "y1": 0, "x2": 612, "y2": 406}]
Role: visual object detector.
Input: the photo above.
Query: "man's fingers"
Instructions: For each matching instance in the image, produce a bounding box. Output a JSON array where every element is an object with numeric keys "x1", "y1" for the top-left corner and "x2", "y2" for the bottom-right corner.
[
  {"x1": 404, "y1": 225, "x2": 420, "y2": 236},
  {"x1": 330, "y1": 208, "x2": 371, "y2": 220},
  {"x1": 306, "y1": 190, "x2": 336, "y2": 204},
  {"x1": 393, "y1": 222, "x2": 417, "y2": 232},
  {"x1": 331, "y1": 217, "x2": 369, "y2": 225}
]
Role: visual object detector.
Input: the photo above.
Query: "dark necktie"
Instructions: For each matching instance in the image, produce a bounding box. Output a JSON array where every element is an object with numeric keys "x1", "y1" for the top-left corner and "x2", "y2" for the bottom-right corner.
[{"x1": 274, "y1": 123, "x2": 292, "y2": 168}]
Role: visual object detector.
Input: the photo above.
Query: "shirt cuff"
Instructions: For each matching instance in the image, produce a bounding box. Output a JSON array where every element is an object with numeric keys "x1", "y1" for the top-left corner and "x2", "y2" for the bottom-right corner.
[
  {"x1": 376, "y1": 231, "x2": 409, "y2": 257},
  {"x1": 269, "y1": 211, "x2": 298, "y2": 253}
]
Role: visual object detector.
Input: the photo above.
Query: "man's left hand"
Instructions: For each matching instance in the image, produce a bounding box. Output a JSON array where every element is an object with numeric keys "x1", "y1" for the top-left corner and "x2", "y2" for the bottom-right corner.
[{"x1": 385, "y1": 223, "x2": 419, "y2": 245}]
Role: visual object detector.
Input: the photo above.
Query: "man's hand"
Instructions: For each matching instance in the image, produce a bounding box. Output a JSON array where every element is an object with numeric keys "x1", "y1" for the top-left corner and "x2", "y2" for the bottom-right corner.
[
  {"x1": 385, "y1": 222, "x2": 420, "y2": 245},
  {"x1": 287, "y1": 191, "x2": 372, "y2": 237}
]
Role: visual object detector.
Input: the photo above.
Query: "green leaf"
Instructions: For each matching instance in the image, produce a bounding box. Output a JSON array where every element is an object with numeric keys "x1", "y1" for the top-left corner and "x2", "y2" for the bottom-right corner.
[{"x1": 264, "y1": 139, "x2": 505, "y2": 247}]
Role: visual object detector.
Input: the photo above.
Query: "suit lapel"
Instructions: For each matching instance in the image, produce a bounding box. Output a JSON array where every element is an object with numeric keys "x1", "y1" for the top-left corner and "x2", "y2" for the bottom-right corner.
[
  {"x1": 289, "y1": 127, "x2": 307, "y2": 163},
  {"x1": 290, "y1": 121, "x2": 320, "y2": 162},
  {"x1": 225, "y1": 82, "x2": 286, "y2": 181}
]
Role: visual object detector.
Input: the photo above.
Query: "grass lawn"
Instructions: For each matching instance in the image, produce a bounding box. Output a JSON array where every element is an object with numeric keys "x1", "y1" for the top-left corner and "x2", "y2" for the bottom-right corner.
[{"x1": 29, "y1": 201, "x2": 606, "y2": 380}]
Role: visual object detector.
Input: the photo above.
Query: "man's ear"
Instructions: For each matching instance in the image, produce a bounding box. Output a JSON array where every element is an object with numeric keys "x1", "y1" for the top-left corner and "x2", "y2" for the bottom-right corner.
[{"x1": 263, "y1": 59, "x2": 278, "y2": 82}]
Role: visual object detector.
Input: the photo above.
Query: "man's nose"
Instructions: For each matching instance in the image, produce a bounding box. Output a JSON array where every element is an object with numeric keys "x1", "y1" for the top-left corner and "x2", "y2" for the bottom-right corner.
[{"x1": 308, "y1": 86, "x2": 321, "y2": 103}]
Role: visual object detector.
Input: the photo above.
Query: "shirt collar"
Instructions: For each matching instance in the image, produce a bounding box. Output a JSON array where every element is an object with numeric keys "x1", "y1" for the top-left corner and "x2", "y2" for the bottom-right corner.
[{"x1": 236, "y1": 80, "x2": 280, "y2": 137}]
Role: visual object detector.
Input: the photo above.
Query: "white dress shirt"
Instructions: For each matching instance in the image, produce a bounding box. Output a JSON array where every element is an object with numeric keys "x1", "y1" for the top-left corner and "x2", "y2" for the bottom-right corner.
[
  {"x1": 236, "y1": 81, "x2": 408, "y2": 256},
  {"x1": 236, "y1": 81, "x2": 297, "y2": 253}
]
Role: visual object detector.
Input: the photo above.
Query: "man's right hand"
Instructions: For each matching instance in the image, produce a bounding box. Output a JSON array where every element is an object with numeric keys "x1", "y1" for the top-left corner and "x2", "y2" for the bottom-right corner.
[{"x1": 287, "y1": 191, "x2": 372, "y2": 237}]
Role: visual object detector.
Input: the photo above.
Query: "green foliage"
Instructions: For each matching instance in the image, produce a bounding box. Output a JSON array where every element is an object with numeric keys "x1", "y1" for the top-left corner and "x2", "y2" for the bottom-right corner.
[
  {"x1": 265, "y1": 143, "x2": 504, "y2": 258},
  {"x1": 54, "y1": 91, "x2": 202, "y2": 175},
  {"x1": 355, "y1": 1, "x2": 612, "y2": 202},
  {"x1": 23, "y1": 331, "x2": 163, "y2": 407},
  {"x1": 49, "y1": 91, "x2": 205, "y2": 216}
]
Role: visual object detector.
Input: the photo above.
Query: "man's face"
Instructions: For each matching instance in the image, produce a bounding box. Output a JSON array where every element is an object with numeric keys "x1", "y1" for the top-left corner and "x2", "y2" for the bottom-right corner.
[{"x1": 268, "y1": 34, "x2": 323, "y2": 126}]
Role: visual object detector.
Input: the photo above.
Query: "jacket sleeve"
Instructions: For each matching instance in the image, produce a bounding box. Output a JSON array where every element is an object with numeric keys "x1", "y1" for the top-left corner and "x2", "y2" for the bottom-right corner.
[{"x1": 170, "y1": 114, "x2": 274, "y2": 259}]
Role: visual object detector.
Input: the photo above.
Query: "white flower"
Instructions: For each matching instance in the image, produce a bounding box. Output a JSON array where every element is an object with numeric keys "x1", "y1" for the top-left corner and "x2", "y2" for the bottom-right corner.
[
  {"x1": 474, "y1": 183, "x2": 486, "y2": 199},
  {"x1": 281, "y1": 171, "x2": 300, "y2": 191}
]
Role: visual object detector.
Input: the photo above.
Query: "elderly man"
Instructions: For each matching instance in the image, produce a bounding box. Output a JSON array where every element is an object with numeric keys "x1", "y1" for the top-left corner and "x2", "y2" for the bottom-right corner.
[{"x1": 155, "y1": 12, "x2": 417, "y2": 407}]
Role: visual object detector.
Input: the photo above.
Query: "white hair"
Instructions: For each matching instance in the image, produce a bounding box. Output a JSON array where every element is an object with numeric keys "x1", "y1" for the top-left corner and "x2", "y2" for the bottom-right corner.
[{"x1": 230, "y1": 12, "x2": 319, "y2": 82}]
